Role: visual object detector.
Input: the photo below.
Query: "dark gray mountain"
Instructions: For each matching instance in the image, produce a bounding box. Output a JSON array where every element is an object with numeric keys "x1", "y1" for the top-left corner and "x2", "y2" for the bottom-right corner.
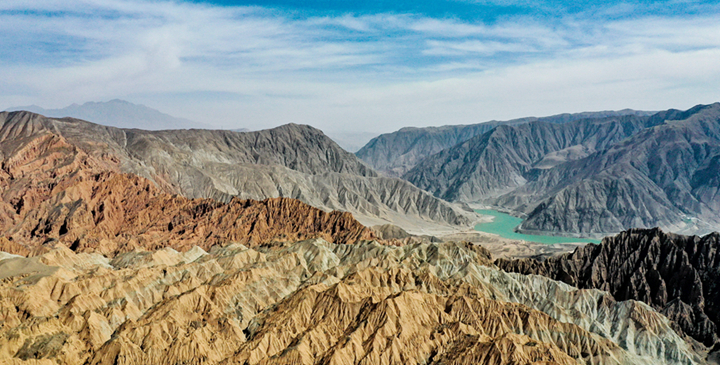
[
  {"x1": 404, "y1": 104, "x2": 720, "y2": 236},
  {"x1": 7, "y1": 99, "x2": 208, "y2": 130},
  {"x1": 356, "y1": 109, "x2": 653, "y2": 177},
  {"x1": 501, "y1": 104, "x2": 720, "y2": 235},
  {"x1": 497, "y1": 228, "x2": 720, "y2": 347},
  {"x1": 0, "y1": 111, "x2": 477, "y2": 233},
  {"x1": 404, "y1": 114, "x2": 660, "y2": 203}
]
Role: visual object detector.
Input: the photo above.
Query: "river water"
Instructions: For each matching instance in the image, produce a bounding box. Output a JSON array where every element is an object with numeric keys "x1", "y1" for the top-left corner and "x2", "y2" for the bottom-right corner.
[{"x1": 474, "y1": 209, "x2": 600, "y2": 244}]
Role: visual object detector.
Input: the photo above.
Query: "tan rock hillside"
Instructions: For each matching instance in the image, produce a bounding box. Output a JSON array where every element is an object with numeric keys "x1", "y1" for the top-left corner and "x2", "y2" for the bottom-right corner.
[
  {"x1": 0, "y1": 239, "x2": 702, "y2": 365},
  {"x1": 0, "y1": 115, "x2": 374, "y2": 256}
]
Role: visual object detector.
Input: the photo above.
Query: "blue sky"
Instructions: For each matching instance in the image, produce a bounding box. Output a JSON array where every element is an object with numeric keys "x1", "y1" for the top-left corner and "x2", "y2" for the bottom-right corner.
[{"x1": 2, "y1": 0, "x2": 720, "y2": 133}]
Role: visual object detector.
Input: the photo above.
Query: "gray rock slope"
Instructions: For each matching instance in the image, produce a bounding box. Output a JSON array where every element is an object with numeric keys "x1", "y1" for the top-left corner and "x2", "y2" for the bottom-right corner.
[
  {"x1": 404, "y1": 114, "x2": 660, "y2": 202},
  {"x1": 504, "y1": 104, "x2": 720, "y2": 235},
  {"x1": 356, "y1": 109, "x2": 652, "y2": 177},
  {"x1": 404, "y1": 104, "x2": 720, "y2": 236},
  {"x1": 0, "y1": 111, "x2": 477, "y2": 232},
  {"x1": 7, "y1": 99, "x2": 208, "y2": 130}
]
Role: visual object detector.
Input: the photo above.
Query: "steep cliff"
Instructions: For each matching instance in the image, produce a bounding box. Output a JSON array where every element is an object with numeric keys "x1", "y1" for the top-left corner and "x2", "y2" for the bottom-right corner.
[
  {"x1": 404, "y1": 104, "x2": 720, "y2": 235},
  {"x1": 503, "y1": 104, "x2": 720, "y2": 235}
]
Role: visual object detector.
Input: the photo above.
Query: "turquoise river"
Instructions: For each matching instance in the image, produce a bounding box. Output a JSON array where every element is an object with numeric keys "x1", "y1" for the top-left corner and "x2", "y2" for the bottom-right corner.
[{"x1": 474, "y1": 209, "x2": 600, "y2": 244}]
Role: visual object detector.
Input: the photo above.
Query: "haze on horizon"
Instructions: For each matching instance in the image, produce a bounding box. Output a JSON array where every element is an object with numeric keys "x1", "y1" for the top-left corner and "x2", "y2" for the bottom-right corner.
[{"x1": 2, "y1": 0, "x2": 720, "y2": 134}]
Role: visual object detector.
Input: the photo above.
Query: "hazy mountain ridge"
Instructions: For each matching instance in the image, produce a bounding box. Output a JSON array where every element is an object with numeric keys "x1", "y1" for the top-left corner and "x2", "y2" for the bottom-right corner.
[
  {"x1": 0, "y1": 109, "x2": 710, "y2": 365},
  {"x1": 324, "y1": 131, "x2": 379, "y2": 153},
  {"x1": 7, "y1": 99, "x2": 208, "y2": 130},
  {"x1": 356, "y1": 109, "x2": 653, "y2": 177},
  {"x1": 403, "y1": 104, "x2": 720, "y2": 236},
  {"x1": 0, "y1": 111, "x2": 477, "y2": 233}
]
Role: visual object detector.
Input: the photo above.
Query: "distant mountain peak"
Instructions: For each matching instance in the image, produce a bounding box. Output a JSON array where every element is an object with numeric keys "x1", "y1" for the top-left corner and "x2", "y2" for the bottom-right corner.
[{"x1": 6, "y1": 100, "x2": 207, "y2": 130}]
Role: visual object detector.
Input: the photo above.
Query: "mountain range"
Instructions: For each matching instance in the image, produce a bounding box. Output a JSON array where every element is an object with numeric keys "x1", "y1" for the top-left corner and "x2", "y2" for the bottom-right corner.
[
  {"x1": 498, "y1": 228, "x2": 720, "y2": 347},
  {"x1": 6, "y1": 99, "x2": 208, "y2": 130},
  {"x1": 356, "y1": 109, "x2": 653, "y2": 177},
  {"x1": 0, "y1": 111, "x2": 477, "y2": 235},
  {"x1": 6, "y1": 100, "x2": 374, "y2": 153},
  {"x1": 0, "y1": 234, "x2": 705, "y2": 365},
  {"x1": 1, "y1": 105, "x2": 719, "y2": 365},
  {"x1": 398, "y1": 104, "x2": 720, "y2": 236}
]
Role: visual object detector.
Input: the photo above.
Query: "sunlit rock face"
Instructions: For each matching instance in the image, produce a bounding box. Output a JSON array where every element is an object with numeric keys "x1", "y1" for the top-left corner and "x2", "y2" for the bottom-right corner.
[
  {"x1": 0, "y1": 121, "x2": 375, "y2": 256},
  {"x1": 0, "y1": 110, "x2": 477, "y2": 235},
  {"x1": 0, "y1": 238, "x2": 703, "y2": 365}
]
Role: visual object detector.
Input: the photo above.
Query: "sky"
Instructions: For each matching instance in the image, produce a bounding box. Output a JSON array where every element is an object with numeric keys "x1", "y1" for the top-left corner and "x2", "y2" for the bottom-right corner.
[{"x1": 2, "y1": 0, "x2": 720, "y2": 133}]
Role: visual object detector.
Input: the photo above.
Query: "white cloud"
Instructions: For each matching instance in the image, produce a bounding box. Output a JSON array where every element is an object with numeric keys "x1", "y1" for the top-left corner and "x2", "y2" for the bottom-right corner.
[
  {"x1": 423, "y1": 39, "x2": 537, "y2": 56},
  {"x1": 1, "y1": 0, "x2": 719, "y2": 133}
]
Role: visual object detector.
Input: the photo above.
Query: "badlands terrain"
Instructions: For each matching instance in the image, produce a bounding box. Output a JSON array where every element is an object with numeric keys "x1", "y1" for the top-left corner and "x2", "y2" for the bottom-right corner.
[{"x1": 0, "y1": 106, "x2": 719, "y2": 364}]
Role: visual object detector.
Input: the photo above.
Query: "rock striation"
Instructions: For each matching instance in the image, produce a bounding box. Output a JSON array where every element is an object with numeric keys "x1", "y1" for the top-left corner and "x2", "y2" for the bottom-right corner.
[
  {"x1": 357, "y1": 109, "x2": 652, "y2": 177},
  {"x1": 497, "y1": 227, "x2": 720, "y2": 347},
  {"x1": 0, "y1": 111, "x2": 476, "y2": 233},
  {"x1": 403, "y1": 114, "x2": 658, "y2": 203},
  {"x1": 0, "y1": 238, "x2": 703, "y2": 365},
  {"x1": 504, "y1": 105, "x2": 720, "y2": 235}
]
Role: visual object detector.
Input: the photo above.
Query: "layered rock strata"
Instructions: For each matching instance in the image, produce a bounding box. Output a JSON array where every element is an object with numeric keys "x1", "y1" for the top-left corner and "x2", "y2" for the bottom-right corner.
[
  {"x1": 0, "y1": 111, "x2": 476, "y2": 232},
  {"x1": 404, "y1": 104, "x2": 720, "y2": 235}
]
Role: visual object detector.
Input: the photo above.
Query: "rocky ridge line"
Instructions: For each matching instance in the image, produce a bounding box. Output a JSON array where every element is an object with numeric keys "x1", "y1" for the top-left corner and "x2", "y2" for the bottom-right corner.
[
  {"x1": 0, "y1": 111, "x2": 476, "y2": 233},
  {"x1": 357, "y1": 109, "x2": 652, "y2": 177}
]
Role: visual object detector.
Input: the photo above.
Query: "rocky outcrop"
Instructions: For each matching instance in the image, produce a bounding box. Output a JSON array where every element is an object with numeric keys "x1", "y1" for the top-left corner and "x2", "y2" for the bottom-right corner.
[
  {"x1": 497, "y1": 228, "x2": 720, "y2": 347},
  {"x1": 357, "y1": 109, "x2": 651, "y2": 177},
  {"x1": 370, "y1": 223, "x2": 442, "y2": 245},
  {"x1": 505, "y1": 105, "x2": 720, "y2": 235},
  {"x1": 0, "y1": 238, "x2": 702, "y2": 364},
  {"x1": 0, "y1": 119, "x2": 375, "y2": 256},
  {"x1": 0, "y1": 111, "x2": 477, "y2": 232}
]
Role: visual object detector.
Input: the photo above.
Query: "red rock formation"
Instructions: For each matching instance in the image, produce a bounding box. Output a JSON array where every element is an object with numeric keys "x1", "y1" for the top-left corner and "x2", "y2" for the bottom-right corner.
[{"x1": 0, "y1": 114, "x2": 375, "y2": 257}]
